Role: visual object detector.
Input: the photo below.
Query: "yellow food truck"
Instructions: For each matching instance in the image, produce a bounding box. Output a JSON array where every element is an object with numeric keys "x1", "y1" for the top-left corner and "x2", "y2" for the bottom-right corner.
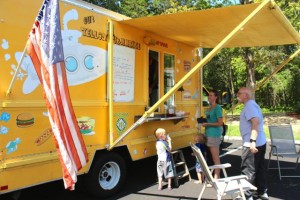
[{"x1": 0, "y1": 0, "x2": 299, "y2": 198}]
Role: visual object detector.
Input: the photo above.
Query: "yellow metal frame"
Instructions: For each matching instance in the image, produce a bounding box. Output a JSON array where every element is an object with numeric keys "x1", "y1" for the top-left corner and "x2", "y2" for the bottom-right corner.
[{"x1": 108, "y1": 19, "x2": 114, "y2": 146}]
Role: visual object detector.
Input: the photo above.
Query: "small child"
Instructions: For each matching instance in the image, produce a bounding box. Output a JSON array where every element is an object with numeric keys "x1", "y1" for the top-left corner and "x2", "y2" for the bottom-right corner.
[
  {"x1": 192, "y1": 133, "x2": 206, "y2": 184},
  {"x1": 155, "y1": 128, "x2": 174, "y2": 190}
]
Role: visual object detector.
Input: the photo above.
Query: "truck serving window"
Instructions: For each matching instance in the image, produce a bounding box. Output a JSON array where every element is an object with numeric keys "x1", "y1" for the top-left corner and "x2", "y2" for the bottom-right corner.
[
  {"x1": 164, "y1": 53, "x2": 175, "y2": 108},
  {"x1": 148, "y1": 50, "x2": 159, "y2": 107},
  {"x1": 202, "y1": 87, "x2": 209, "y2": 106}
]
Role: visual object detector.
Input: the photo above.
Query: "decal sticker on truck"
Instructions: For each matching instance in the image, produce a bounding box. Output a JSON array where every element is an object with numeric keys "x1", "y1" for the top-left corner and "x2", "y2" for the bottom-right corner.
[
  {"x1": 77, "y1": 116, "x2": 95, "y2": 135},
  {"x1": 16, "y1": 113, "x2": 34, "y2": 128},
  {"x1": 5, "y1": 138, "x2": 21, "y2": 154},
  {"x1": 35, "y1": 128, "x2": 53, "y2": 146},
  {"x1": 3, "y1": 9, "x2": 107, "y2": 95}
]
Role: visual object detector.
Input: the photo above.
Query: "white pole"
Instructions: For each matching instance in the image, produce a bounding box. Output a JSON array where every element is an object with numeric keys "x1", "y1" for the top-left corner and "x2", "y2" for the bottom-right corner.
[{"x1": 6, "y1": 47, "x2": 27, "y2": 96}]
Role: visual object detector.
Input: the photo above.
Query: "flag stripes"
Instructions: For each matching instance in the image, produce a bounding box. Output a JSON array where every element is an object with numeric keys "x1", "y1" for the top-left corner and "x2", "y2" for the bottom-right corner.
[{"x1": 26, "y1": 0, "x2": 88, "y2": 190}]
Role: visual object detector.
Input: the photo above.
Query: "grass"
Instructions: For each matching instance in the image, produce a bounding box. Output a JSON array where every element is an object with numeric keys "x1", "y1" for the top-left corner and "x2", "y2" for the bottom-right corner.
[{"x1": 226, "y1": 124, "x2": 300, "y2": 140}]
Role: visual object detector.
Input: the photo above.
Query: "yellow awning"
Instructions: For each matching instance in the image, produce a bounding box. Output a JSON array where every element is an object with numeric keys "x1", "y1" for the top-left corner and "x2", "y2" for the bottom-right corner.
[
  {"x1": 120, "y1": 1, "x2": 300, "y2": 48},
  {"x1": 109, "y1": 0, "x2": 300, "y2": 150}
]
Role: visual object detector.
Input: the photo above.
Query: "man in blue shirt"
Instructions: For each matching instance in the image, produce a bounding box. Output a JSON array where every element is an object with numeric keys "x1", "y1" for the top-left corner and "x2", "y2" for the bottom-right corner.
[{"x1": 237, "y1": 87, "x2": 268, "y2": 200}]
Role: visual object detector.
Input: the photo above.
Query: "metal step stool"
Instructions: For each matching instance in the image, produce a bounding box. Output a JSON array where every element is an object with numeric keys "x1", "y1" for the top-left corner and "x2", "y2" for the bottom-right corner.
[{"x1": 170, "y1": 149, "x2": 191, "y2": 187}]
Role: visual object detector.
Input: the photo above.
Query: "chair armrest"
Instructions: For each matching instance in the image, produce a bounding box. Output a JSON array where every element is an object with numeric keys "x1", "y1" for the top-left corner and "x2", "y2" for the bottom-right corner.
[
  {"x1": 208, "y1": 163, "x2": 231, "y2": 177},
  {"x1": 216, "y1": 175, "x2": 248, "y2": 183},
  {"x1": 269, "y1": 144, "x2": 279, "y2": 154},
  {"x1": 208, "y1": 163, "x2": 231, "y2": 170},
  {"x1": 295, "y1": 144, "x2": 300, "y2": 154}
]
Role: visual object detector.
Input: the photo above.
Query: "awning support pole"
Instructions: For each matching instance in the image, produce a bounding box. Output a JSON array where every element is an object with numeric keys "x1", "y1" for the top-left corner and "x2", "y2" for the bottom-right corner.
[
  {"x1": 108, "y1": 0, "x2": 271, "y2": 150},
  {"x1": 108, "y1": 20, "x2": 114, "y2": 146},
  {"x1": 228, "y1": 48, "x2": 300, "y2": 113},
  {"x1": 255, "y1": 48, "x2": 300, "y2": 91}
]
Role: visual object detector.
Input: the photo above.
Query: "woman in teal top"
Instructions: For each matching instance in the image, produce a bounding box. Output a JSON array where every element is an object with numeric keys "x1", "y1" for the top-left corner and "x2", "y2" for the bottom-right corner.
[{"x1": 201, "y1": 89, "x2": 223, "y2": 179}]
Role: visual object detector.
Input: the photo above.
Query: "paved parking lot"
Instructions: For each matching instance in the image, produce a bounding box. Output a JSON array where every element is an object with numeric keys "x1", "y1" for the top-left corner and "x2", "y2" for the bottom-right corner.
[
  {"x1": 106, "y1": 137, "x2": 300, "y2": 200},
  {"x1": 1, "y1": 137, "x2": 300, "y2": 200}
]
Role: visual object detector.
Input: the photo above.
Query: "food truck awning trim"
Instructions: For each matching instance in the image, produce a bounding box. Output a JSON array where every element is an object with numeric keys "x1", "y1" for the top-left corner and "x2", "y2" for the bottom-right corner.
[{"x1": 120, "y1": 1, "x2": 300, "y2": 48}]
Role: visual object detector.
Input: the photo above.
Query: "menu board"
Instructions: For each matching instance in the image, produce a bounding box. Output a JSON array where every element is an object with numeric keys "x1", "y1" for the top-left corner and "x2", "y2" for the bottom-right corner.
[{"x1": 113, "y1": 45, "x2": 135, "y2": 102}]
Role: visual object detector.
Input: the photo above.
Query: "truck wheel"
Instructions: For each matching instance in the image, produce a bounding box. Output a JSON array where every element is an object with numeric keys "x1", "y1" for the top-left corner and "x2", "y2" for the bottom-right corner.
[{"x1": 84, "y1": 152, "x2": 126, "y2": 198}]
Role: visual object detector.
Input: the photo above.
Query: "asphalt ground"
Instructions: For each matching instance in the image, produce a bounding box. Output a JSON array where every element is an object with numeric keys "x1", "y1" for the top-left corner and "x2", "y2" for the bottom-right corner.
[
  {"x1": 104, "y1": 138, "x2": 300, "y2": 200},
  {"x1": 1, "y1": 137, "x2": 300, "y2": 200}
]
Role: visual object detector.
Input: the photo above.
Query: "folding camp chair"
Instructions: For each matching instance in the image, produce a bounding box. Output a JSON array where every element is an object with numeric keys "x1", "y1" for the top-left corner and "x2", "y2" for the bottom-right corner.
[
  {"x1": 190, "y1": 144, "x2": 256, "y2": 200},
  {"x1": 268, "y1": 125, "x2": 300, "y2": 180}
]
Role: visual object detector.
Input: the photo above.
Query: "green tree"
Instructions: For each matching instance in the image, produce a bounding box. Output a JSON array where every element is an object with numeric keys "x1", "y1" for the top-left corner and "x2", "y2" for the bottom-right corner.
[
  {"x1": 164, "y1": 0, "x2": 192, "y2": 14},
  {"x1": 119, "y1": 0, "x2": 150, "y2": 18},
  {"x1": 84, "y1": 0, "x2": 121, "y2": 13}
]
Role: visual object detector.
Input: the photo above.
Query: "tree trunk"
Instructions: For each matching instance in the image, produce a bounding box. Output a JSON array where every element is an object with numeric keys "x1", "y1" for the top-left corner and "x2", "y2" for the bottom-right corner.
[
  {"x1": 245, "y1": 48, "x2": 256, "y2": 98},
  {"x1": 229, "y1": 64, "x2": 235, "y2": 102},
  {"x1": 239, "y1": 0, "x2": 254, "y2": 5}
]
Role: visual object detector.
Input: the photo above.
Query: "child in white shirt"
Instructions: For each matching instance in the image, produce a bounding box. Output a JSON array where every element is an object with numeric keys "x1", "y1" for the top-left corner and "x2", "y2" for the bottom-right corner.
[{"x1": 155, "y1": 128, "x2": 174, "y2": 190}]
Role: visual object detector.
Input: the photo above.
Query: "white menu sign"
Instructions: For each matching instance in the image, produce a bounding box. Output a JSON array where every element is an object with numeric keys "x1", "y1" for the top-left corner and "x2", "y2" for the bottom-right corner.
[{"x1": 113, "y1": 45, "x2": 135, "y2": 102}]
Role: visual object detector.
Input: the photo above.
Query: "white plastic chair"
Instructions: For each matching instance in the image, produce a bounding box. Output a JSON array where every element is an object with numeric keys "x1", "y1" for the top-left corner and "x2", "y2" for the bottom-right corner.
[
  {"x1": 268, "y1": 125, "x2": 300, "y2": 180},
  {"x1": 190, "y1": 143, "x2": 256, "y2": 200}
]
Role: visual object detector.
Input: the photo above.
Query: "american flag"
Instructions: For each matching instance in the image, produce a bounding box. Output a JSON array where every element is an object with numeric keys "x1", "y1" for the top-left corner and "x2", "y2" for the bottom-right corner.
[{"x1": 26, "y1": 0, "x2": 88, "y2": 190}]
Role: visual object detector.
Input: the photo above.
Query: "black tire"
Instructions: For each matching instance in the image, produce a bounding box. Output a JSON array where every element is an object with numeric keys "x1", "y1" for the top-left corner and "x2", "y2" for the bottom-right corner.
[{"x1": 84, "y1": 152, "x2": 126, "y2": 198}]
